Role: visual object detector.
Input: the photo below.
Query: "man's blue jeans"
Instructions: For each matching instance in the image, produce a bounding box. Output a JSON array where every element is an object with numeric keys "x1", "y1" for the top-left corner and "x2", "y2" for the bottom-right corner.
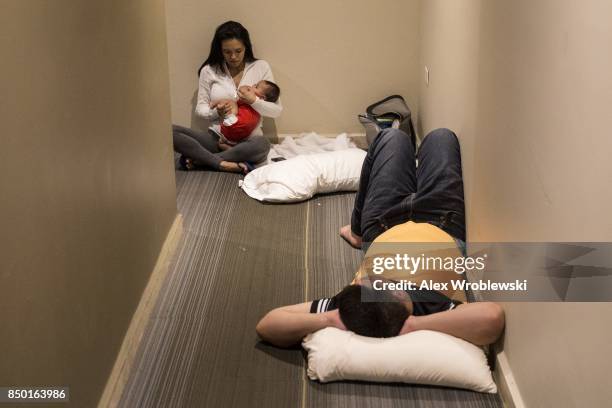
[{"x1": 351, "y1": 128, "x2": 466, "y2": 247}]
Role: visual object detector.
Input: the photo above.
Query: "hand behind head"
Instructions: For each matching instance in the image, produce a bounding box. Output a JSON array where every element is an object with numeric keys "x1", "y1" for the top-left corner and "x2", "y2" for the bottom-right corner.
[{"x1": 326, "y1": 309, "x2": 347, "y2": 331}]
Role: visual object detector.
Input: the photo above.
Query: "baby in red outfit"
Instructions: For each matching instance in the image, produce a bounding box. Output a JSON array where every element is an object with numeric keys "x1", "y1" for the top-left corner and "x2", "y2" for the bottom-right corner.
[{"x1": 211, "y1": 80, "x2": 280, "y2": 147}]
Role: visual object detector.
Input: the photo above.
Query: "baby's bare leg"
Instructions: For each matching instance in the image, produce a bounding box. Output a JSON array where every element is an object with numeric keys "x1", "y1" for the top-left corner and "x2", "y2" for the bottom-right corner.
[{"x1": 227, "y1": 100, "x2": 238, "y2": 116}]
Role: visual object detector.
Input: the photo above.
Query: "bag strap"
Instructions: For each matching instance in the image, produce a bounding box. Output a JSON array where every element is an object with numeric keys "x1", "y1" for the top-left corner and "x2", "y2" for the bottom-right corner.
[{"x1": 366, "y1": 94, "x2": 406, "y2": 116}]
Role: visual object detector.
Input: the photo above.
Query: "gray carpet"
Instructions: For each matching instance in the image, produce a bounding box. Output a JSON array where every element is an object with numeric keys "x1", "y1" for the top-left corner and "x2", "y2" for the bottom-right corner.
[{"x1": 119, "y1": 170, "x2": 502, "y2": 408}]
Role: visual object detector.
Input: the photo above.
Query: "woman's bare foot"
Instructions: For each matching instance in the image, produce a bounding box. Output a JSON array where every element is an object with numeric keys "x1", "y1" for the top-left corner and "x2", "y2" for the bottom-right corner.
[
  {"x1": 219, "y1": 160, "x2": 243, "y2": 173},
  {"x1": 339, "y1": 225, "x2": 362, "y2": 249},
  {"x1": 219, "y1": 161, "x2": 250, "y2": 174}
]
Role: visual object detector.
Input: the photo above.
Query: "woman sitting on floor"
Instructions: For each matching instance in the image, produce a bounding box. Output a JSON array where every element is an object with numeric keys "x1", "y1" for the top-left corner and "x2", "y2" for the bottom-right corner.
[{"x1": 173, "y1": 21, "x2": 282, "y2": 174}]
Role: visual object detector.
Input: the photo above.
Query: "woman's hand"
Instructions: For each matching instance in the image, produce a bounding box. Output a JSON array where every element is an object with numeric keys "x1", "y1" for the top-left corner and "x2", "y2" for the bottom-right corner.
[
  {"x1": 218, "y1": 141, "x2": 231, "y2": 151},
  {"x1": 237, "y1": 86, "x2": 257, "y2": 104},
  {"x1": 210, "y1": 101, "x2": 231, "y2": 117}
]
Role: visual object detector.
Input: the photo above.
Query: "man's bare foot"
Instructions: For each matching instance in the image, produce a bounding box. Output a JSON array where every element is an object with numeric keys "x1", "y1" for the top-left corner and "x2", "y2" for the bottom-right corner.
[{"x1": 339, "y1": 224, "x2": 362, "y2": 249}]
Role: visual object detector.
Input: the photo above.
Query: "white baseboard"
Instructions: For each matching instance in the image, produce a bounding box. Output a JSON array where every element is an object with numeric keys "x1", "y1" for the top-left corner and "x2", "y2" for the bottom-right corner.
[
  {"x1": 494, "y1": 351, "x2": 526, "y2": 408},
  {"x1": 98, "y1": 214, "x2": 183, "y2": 408}
]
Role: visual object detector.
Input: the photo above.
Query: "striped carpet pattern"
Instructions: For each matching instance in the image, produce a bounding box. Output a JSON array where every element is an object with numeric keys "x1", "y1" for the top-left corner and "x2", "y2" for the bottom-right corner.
[{"x1": 119, "y1": 170, "x2": 502, "y2": 407}]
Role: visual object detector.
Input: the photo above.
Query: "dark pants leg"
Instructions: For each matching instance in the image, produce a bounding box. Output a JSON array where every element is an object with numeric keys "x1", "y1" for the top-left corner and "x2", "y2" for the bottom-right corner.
[
  {"x1": 172, "y1": 125, "x2": 222, "y2": 169},
  {"x1": 353, "y1": 128, "x2": 466, "y2": 243},
  {"x1": 172, "y1": 125, "x2": 271, "y2": 168},
  {"x1": 351, "y1": 128, "x2": 417, "y2": 243},
  {"x1": 412, "y1": 128, "x2": 466, "y2": 242},
  {"x1": 217, "y1": 135, "x2": 271, "y2": 164}
]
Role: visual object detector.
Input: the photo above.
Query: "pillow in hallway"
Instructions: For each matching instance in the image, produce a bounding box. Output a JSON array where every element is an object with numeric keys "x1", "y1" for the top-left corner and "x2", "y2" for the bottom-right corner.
[
  {"x1": 239, "y1": 148, "x2": 366, "y2": 202},
  {"x1": 303, "y1": 327, "x2": 497, "y2": 393}
]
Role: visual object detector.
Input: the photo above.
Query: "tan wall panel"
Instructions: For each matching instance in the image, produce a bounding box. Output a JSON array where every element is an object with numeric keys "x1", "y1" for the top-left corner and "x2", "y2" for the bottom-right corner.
[
  {"x1": 165, "y1": 0, "x2": 421, "y2": 134},
  {"x1": 417, "y1": 0, "x2": 481, "y2": 212},
  {"x1": 473, "y1": 0, "x2": 612, "y2": 241},
  {"x1": 418, "y1": 0, "x2": 612, "y2": 406},
  {"x1": 0, "y1": 1, "x2": 176, "y2": 406}
]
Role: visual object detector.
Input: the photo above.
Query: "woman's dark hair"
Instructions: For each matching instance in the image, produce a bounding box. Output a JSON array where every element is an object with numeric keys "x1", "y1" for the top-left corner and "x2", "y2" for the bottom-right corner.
[
  {"x1": 336, "y1": 284, "x2": 409, "y2": 338},
  {"x1": 198, "y1": 21, "x2": 257, "y2": 76}
]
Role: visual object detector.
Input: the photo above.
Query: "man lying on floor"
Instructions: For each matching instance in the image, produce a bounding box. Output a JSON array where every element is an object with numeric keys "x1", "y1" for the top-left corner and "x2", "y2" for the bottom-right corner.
[{"x1": 256, "y1": 128, "x2": 505, "y2": 348}]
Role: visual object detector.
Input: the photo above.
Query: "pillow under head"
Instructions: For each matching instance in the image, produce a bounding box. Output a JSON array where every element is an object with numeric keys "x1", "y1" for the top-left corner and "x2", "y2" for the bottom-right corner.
[{"x1": 302, "y1": 327, "x2": 497, "y2": 393}]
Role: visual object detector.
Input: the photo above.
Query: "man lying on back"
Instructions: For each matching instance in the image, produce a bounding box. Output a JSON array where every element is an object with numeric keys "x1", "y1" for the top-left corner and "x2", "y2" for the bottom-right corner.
[{"x1": 256, "y1": 128, "x2": 505, "y2": 347}]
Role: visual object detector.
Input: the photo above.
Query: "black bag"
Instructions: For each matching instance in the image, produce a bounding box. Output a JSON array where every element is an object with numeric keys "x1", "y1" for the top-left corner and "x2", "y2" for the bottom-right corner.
[{"x1": 358, "y1": 95, "x2": 416, "y2": 148}]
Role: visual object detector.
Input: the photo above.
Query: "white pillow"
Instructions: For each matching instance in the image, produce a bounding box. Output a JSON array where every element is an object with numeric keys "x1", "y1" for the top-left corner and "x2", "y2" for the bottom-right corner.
[
  {"x1": 239, "y1": 148, "x2": 366, "y2": 202},
  {"x1": 302, "y1": 328, "x2": 497, "y2": 393}
]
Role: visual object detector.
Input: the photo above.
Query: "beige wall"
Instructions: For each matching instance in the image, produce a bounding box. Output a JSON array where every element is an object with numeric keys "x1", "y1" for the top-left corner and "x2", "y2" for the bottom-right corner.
[
  {"x1": 165, "y1": 0, "x2": 421, "y2": 135},
  {"x1": 0, "y1": 1, "x2": 176, "y2": 407},
  {"x1": 417, "y1": 0, "x2": 481, "y2": 202},
  {"x1": 419, "y1": 0, "x2": 612, "y2": 406}
]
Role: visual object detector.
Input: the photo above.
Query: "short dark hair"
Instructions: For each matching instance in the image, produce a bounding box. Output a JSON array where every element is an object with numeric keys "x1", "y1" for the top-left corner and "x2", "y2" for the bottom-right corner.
[
  {"x1": 335, "y1": 284, "x2": 409, "y2": 338},
  {"x1": 261, "y1": 80, "x2": 281, "y2": 103},
  {"x1": 198, "y1": 21, "x2": 257, "y2": 76}
]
